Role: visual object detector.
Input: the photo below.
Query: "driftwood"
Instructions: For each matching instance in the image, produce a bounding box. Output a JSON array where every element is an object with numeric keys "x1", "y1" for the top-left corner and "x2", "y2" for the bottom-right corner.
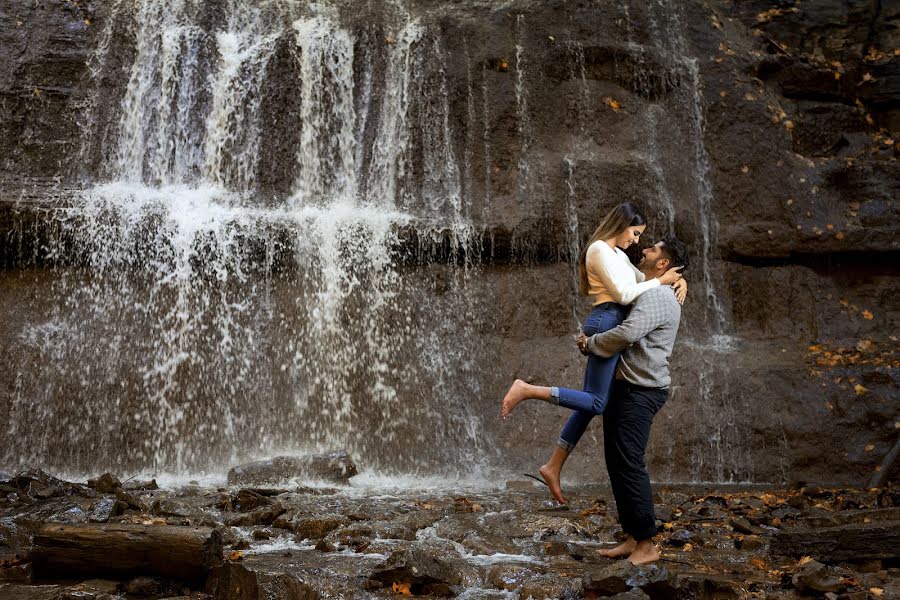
[
  {"x1": 771, "y1": 520, "x2": 900, "y2": 562},
  {"x1": 32, "y1": 523, "x2": 223, "y2": 582}
]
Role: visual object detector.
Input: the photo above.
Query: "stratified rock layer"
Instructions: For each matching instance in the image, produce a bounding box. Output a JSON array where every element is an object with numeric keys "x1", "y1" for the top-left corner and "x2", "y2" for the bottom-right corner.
[{"x1": 0, "y1": 0, "x2": 896, "y2": 485}]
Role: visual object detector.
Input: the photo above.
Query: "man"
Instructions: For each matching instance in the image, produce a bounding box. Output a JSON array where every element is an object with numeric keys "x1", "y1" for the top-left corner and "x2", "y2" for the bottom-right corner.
[{"x1": 576, "y1": 236, "x2": 689, "y2": 565}]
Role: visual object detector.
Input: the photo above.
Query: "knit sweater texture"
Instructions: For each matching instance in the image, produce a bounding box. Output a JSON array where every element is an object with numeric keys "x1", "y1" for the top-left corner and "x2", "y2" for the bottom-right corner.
[{"x1": 586, "y1": 285, "x2": 681, "y2": 388}]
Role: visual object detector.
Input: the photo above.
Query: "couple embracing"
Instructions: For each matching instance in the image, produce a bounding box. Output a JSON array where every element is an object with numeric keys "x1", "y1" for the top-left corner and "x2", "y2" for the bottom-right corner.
[{"x1": 501, "y1": 202, "x2": 690, "y2": 565}]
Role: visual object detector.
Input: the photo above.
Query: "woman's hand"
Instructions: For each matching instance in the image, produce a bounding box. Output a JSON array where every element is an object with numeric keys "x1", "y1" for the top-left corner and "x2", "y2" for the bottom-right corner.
[
  {"x1": 672, "y1": 277, "x2": 688, "y2": 305},
  {"x1": 658, "y1": 265, "x2": 684, "y2": 286}
]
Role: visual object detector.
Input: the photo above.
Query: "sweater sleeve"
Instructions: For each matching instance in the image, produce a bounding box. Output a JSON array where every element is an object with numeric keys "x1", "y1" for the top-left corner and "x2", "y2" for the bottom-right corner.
[
  {"x1": 586, "y1": 243, "x2": 660, "y2": 305},
  {"x1": 586, "y1": 291, "x2": 666, "y2": 357},
  {"x1": 628, "y1": 260, "x2": 647, "y2": 283}
]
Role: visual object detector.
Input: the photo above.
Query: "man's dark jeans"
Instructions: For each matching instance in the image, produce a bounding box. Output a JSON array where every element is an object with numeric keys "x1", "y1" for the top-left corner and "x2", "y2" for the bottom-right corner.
[{"x1": 603, "y1": 379, "x2": 668, "y2": 541}]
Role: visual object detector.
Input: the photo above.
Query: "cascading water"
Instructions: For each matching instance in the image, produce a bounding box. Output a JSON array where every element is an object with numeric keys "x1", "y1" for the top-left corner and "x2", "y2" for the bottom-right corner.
[
  {"x1": 3, "y1": 0, "x2": 754, "y2": 484},
  {"x1": 5, "y1": 1, "x2": 485, "y2": 477}
]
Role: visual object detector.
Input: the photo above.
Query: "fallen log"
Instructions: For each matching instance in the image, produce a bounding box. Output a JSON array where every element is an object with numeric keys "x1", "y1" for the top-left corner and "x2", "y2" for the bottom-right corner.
[
  {"x1": 771, "y1": 521, "x2": 900, "y2": 562},
  {"x1": 31, "y1": 523, "x2": 223, "y2": 582}
]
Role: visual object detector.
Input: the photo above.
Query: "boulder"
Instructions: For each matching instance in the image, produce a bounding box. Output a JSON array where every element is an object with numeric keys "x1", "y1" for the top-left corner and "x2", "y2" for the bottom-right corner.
[
  {"x1": 367, "y1": 544, "x2": 467, "y2": 595},
  {"x1": 225, "y1": 502, "x2": 286, "y2": 527},
  {"x1": 232, "y1": 490, "x2": 272, "y2": 513},
  {"x1": 291, "y1": 515, "x2": 349, "y2": 540},
  {"x1": 792, "y1": 560, "x2": 845, "y2": 594},
  {"x1": 226, "y1": 453, "x2": 358, "y2": 486},
  {"x1": 86, "y1": 473, "x2": 121, "y2": 494}
]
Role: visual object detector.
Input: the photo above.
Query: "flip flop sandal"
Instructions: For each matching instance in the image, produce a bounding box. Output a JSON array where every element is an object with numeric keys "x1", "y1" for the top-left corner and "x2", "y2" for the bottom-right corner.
[{"x1": 523, "y1": 473, "x2": 548, "y2": 486}]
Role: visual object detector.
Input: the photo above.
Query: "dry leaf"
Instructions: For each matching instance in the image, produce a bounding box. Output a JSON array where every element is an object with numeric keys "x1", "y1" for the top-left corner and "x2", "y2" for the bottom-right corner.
[
  {"x1": 862, "y1": 310, "x2": 874, "y2": 320},
  {"x1": 604, "y1": 97, "x2": 621, "y2": 111},
  {"x1": 750, "y1": 557, "x2": 767, "y2": 569},
  {"x1": 870, "y1": 588, "x2": 884, "y2": 597},
  {"x1": 392, "y1": 581, "x2": 413, "y2": 596},
  {"x1": 683, "y1": 543, "x2": 693, "y2": 552},
  {"x1": 835, "y1": 232, "x2": 845, "y2": 240},
  {"x1": 854, "y1": 384, "x2": 868, "y2": 396},
  {"x1": 228, "y1": 550, "x2": 244, "y2": 561},
  {"x1": 498, "y1": 58, "x2": 509, "y2": 72},
  {"x1": 784, "y1": 120, "x2": 794, "y2": 130},
  {"x1": 799, "y1": 556, "x2": 814, "y2": 566},
  {"x1": 864, "y1": 444, "x2": 875, "y2": 453}
]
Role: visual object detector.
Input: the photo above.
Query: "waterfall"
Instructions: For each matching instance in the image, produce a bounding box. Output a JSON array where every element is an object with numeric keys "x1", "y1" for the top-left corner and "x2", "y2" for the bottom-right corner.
[
  {"x1": 514, "y1": 15, "x2": 533, "y2": 205},
  {"x1": 292, "y1": 13, "x2": 357, "y2": 204},
  {"x1": 4, "y1": 1, "x2": 489, "y2": 477}
]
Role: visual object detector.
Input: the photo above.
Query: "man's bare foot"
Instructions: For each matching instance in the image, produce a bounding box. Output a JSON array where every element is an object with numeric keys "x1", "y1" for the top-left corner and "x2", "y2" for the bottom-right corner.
[
  {"x1": 598, "y1": 537, "x2": 636, "y2": 559},
  {"x1": 501, "y1": 379, "x2": 530, "y2": 419},
  {"x1": 538, "y1": 463, "x2": 567, "y2": 504},
  {"x1": 627, "y1": 540, "x2": 660, "y2": 565}
]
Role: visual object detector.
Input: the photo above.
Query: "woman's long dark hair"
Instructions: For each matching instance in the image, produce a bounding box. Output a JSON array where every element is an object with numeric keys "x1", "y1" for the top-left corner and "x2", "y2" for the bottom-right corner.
[{"x1": 578, "y1": 202, "x2": 647, "y2": 295}]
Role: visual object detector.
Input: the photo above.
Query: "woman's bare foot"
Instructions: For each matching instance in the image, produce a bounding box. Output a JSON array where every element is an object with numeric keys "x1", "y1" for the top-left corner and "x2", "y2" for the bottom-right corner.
[
  {"x1": 598, "y1": 537, "x2": 636, "y2": 559},
  {"x1": 627, "y1": 540, "x2": 660, "y2": 565},
  {"x1": 538, "y1": 463, "x2": 567, "y2": 504},
  {"x1": 501, "y1": 379, "x2": 530, "y2": 419}
]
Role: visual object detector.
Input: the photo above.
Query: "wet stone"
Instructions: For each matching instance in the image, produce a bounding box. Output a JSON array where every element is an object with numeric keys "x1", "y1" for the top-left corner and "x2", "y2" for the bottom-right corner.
[
  {"x1": 291, "y1": 515, "x2": 349, "y2": 539},
  {"x1": 226, "y1": 452, "x2": 358, "y2": 486},
  {"x1": 792, "y1": 560, "x2": 845, "y2": 594},
  {"x1": 86, "y1": 473, "x2": 120, "y2": 494},
  {"x1": 729, "y1": 516, "x2": 762, "y2": 535},
  {"x1": 233, "y1": 489, "x2": 272, "y2": 512},
  {"x1": 225, "y1": 502, "x2": 285, "y2": 527},
  {"x1": 736, "y1": 535, "x2": 765, "y2": 551},
  {"x1": 583, "y1": 560, "x2": 643, "y2": 596},
  {"x1": 369, "y1": 544, "x2": 467, "y2": 592},
  {"x1": 125, "y1": 576, "x2": 163, "y2": 596},
  {"x1": 60, "y1": 578, "x2": 121, "y2": 599},
  {"x1": 0, "y1": 562, "x2": 32, "y2": 583},
  {"x1": 122, "y1": 479, "x2": 159, "y2": 492},
  {"x1": 604, "y1": 588, "x2": 651, "y2": 600},
  {"x1": 114, "y1": 488, "x2": 146, "y2": 512},
  {"x1": 667, "y1": 529, "x2": 693, "y2": 547},
  {"x1": 152, "y1": 499, "x2": 195, "y2": 518},
  {"x1": 88, "y1": 498, "x2": 115, "y2": 523}
]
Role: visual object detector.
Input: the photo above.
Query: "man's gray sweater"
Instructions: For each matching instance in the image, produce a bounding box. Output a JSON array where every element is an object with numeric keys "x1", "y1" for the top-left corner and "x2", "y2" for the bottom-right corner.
[{"x1": 585, "y1": 285, "x2": 681, "y2": 388}]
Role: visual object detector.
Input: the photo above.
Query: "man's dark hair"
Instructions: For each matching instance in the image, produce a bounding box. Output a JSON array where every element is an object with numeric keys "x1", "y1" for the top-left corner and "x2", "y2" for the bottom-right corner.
[{"x1": 659, "y1": 236, "x2": 689, "y2": 272}]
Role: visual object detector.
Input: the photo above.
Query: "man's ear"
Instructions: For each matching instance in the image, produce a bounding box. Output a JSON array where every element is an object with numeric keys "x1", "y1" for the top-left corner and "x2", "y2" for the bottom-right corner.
[{"x1": 657, "y1": 258, "x2": 670, "y2": 271}]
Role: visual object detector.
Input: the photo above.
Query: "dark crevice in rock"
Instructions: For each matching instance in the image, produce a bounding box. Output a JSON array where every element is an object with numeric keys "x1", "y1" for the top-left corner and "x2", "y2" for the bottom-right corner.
[{"x1": 723, "y1": 250, "x2": 900, "y2": 276}]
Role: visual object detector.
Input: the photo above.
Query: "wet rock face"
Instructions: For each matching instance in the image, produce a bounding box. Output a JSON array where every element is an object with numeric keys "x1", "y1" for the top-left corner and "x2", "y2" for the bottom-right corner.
[{"x1": 0, "y1": 0, "x2": 897, "y2": 485}]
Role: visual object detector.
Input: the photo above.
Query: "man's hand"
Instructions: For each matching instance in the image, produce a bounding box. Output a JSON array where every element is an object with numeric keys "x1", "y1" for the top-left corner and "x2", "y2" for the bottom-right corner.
[{"x1": 577, "y1": 332, "x2": 589, "y2": 355}]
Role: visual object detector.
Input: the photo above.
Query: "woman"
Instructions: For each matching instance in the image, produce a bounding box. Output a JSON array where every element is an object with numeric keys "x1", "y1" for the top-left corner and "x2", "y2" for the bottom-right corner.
[{"x1": 500, "y1": 202, "x2": 685, "y2": 504}]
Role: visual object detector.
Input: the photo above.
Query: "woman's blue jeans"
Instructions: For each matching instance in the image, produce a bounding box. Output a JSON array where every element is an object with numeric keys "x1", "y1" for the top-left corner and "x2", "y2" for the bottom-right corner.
[{"x1": 551, "y1": 302, "x2": 629, "y2": 452}]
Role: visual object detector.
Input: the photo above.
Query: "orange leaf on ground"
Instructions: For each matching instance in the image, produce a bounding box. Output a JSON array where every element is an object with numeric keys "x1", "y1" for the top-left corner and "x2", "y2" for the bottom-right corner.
[
  {"x1": 392, "y1": 581, "x2": 413, "y2": 596},
  {"x1": 862, "y1": 310, "x2": 874, "y2": 320},
  {"x1": 854, "y1": 384, "x2": 868, "y2": 396}
]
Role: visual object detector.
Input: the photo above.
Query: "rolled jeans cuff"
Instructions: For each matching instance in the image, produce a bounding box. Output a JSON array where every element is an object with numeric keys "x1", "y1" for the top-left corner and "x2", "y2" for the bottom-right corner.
[
  {"x1": 549, "y1": 386, "x2": 561, "y2": 405},
  {"x1": 557, "y1": 438, "x2": 576, "y2": 453}
]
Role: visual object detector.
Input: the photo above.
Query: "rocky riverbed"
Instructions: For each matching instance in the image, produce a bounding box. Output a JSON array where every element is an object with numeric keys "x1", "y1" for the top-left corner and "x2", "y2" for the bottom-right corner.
[{"x1": 1, "y1": 464, "x2": 898, "y2": 600}]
